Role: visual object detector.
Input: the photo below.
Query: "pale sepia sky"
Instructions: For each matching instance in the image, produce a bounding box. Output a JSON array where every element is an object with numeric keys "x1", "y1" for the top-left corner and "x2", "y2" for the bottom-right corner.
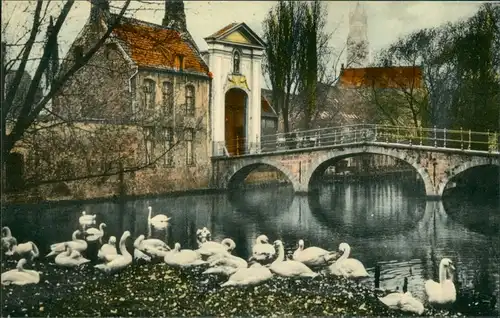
[{"x1": 2, "y1": 1, "x2": 485, "y2": 88}]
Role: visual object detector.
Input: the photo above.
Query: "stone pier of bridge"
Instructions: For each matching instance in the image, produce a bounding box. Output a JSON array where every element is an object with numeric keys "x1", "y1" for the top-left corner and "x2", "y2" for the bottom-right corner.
[{"x1": 211, "y1": 143, "x2": 500, "y2": 198}]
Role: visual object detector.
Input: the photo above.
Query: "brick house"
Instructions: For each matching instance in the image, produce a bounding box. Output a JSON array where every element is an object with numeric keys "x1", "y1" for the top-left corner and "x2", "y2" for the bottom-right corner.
[{"x1": 49, "y1": 0, "x2": 213, "y2": 197}]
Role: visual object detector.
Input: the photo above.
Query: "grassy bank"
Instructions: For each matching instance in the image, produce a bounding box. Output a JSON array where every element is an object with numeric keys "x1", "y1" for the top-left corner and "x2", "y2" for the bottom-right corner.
[{"x1": 1, "y1": 258, "x2": 484, "y2": 317}]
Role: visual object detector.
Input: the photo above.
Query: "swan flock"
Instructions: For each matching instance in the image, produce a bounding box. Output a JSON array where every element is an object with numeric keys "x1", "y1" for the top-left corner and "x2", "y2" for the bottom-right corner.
[{"x1": 1, "y1": 206, "x2": 457, "y2": 314}]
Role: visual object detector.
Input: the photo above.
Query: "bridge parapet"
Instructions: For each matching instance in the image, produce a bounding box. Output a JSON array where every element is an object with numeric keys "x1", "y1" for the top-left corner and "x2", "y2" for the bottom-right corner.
[
  {"x1": 216, "y1": 124, "x2": 499, "y2": 157},
  {"x1": 212, "y1": 125, "x2": 500, "y2": 198}
]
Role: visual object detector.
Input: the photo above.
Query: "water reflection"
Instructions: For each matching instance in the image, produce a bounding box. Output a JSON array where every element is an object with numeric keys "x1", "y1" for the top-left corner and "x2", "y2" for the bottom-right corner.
[{"x1": 2, "y1": 180, "x2": 498, "y2": 311}]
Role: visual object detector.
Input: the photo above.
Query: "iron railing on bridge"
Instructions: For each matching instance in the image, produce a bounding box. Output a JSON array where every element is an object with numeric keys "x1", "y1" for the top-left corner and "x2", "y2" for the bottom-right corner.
[{"x1": 212, "y1": 124, "x2": 500, "y2": 157}]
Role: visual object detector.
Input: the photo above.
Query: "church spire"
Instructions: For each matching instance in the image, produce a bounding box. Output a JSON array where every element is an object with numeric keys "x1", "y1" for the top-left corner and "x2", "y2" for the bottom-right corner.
[
  {"x1": 346, "y1": 1, "x2": 369, "y2": 68},
  {"x1": 162, "y1": 0, "x2": 187, "y2": 32}
]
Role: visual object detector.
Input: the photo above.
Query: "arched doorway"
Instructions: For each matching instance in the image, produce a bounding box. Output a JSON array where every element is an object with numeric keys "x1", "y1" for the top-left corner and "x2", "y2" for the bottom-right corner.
[{"x1": 225, "y1": 88, "x2": 247, "y2": 156}]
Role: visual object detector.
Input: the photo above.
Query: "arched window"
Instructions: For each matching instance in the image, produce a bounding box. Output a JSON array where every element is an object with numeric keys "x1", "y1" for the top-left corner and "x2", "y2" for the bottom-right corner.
[
  {"x1": 185, "y1": 85, "x2": 195, "y2": 116},
  {"x1": 142, "y1": 79, "x2": 156, "y2": 109},
  {"x1": 233, "y1": 51, "x2": 240, "y2": 74},
  {"x1": 162, "y1": 81, "x2": 174, "y2": 117}
]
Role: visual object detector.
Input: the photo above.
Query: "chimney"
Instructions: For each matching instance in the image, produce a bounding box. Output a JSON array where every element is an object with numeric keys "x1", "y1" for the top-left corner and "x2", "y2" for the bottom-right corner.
[
  {"x1": 89, "y1": 0, "x2": 110, "y2": 24},
  {"x1": 341, "y1": 63, "x2": 345, "y2": 70},
  {"x1": 162, "y1": 0, "x2": 187, "y2": 32}
]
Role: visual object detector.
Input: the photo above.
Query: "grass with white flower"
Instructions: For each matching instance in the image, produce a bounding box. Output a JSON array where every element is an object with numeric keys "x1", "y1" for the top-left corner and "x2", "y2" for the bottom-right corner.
[{"x1": 4, "y1": 258, "x2": 496, "y2": 317}]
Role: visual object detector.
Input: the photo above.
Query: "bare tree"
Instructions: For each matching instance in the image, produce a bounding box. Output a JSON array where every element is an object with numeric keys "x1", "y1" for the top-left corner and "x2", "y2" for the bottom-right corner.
[{"x1": 2, "y1": 1, "x2": 210, "y2": 199}]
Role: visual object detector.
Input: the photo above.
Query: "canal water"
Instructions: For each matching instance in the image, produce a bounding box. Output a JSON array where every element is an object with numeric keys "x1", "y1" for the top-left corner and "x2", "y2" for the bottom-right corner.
[{"x1": 2, "y1": 178, "x2": 499, "y2": 312}]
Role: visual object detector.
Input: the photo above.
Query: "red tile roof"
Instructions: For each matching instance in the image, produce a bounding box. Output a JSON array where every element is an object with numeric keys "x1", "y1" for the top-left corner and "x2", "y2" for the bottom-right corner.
[
  {"x1": 339, "y1": 66, "x2": 423, "y2": 89},
  {"x1": 112, "y1": 19, "x2": 209, "y2": 76}
]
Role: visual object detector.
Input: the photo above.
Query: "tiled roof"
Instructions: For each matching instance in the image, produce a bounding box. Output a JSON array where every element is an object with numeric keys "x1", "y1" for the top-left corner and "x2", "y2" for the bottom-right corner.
[
  {"x1": 111, "y1": 17, "x2": 209, "y2": 76},
  {"x1": 206, "y1": 23, "x2": 238, "y2": 39},
  {"x1": 339, "y1": 66, "x2": 423, "y2": 89}
]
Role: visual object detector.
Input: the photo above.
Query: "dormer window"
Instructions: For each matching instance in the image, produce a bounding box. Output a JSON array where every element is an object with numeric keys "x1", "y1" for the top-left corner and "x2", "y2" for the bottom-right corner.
[
  {"x1": 175, "y1": 54, "x2": 185, "y2": 71},
  {"x1": 233, "y1": 51, "x2": 240, "y2": 74}
]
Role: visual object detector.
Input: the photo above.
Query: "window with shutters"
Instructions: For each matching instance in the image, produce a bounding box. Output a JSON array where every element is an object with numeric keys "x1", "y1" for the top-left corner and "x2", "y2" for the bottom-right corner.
[
  {"x1": 142, "y1": 79, "x2": 156, "y2": 109},
  {"x1": 144, "y1": 127, "x2": 155, "y2": 164},
  {"x1": 162, "y1": 81, "x2": 174, "y2": 117},
  {"x1": 163, "y1": 127, "x2": 174, "y2": 166},
  {"x1": 184, "y1": 128, "x2": 194, "y2": 165},
  {"x1": 185, "y1": 85, "x2": 195, "y2": 116}
]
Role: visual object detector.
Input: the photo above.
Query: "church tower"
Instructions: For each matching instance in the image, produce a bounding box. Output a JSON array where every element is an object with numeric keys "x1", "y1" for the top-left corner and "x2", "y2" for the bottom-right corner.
[
  {"x1": 346, "y1": 1, "x2": 370, "y2": 68},
  {"x1": 162, "y1": 0, "x2": 187, "y2": 32}
]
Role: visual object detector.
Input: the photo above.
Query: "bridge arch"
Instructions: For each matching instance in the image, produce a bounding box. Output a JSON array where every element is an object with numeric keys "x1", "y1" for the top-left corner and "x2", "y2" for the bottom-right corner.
[
  {"x1": 221, "y1": 158, "x2": 299, "y2": 191},
  {"x1": 440, "y1": 157, "x2": 500, "y2": 196},
  {"x1": 302, "y1": 146, "x2": 435, "y2": 196}
]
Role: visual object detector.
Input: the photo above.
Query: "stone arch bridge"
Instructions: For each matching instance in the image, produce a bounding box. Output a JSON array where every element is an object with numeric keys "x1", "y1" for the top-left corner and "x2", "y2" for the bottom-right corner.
[{"x1": 211, "y1": 125, "x2": 500, "y2": 197}]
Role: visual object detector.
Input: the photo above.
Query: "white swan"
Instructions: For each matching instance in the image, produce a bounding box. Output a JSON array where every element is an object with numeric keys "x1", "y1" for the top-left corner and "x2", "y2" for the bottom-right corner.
[
  {"x1": 134, "y1": 248, "x2": 152, "y2": 262},
  {"x1": 1, "y1": 226, "x2": 17, "y2": 251},
  {"x1": 164, "y1": 243, "x2": 206, "y2": 267},
  {"x1": 220, "y1": 262, "x2": 274, "y2": 287},
  {"x1": 79, "y1": 211, "x2": 96, "y2": 227},
  {"x1": 203, "y1": 251, "x2": 248, "y2": 276},
  {"x1": 133, "y1": 235, "x2": 170, "y2": 259},
  {"x1": 85, "y1": 223, "x2": 106, "y2": 242},
  {"x1": 425, "y1": 258, "x2": 456, "y2": 304},
  {"x1": 293, "y1": 239, "x2": 339, "y2": 267},
  {"x1": 1, "y1": 258, "x2": 40, "y2": 286},
  {"x1": 5, "y1": 241, "x2": 40, "y2": 261},
  {"x1": 328, "y1": 242, "x2": 369, "y2": 278},
  {"x1": 197, "y1": 238, "x2": 236, "y2": 257},
  {"x1": 47, "y1": 230, "x2": 87, "y2": 257},
  {"x1": 269, "y1": 240, "x2": 319, "y2": 278},
  {"x1": 55, "y1": 244, "x2": 91, "y2": 267},
  {"x1": 95, "y1": 231, "x2": 133, "y2": 273},
  {"x1": 379, "y1": 290, "x2": 425, "y2": 315},
  {"x1": 97, "y1": 236, "x2": 117, "y2": 261},
  {"x1": 250, "y1": 234, "x2": 276, "y2": 263},
  {"x1": 147, "y1": 206, "x2": 171, "y2": 229}
]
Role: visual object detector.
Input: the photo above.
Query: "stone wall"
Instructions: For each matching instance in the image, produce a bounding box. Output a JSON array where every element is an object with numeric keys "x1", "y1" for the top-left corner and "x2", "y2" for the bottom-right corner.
[{"x1": 214, "y1": 144, "x2": 500, "y2": 197}]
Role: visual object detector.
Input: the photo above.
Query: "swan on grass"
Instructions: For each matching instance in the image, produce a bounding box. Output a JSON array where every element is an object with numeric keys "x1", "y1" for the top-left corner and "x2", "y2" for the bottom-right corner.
[
  {"x1": 1, "y1": 226, "x2": 17, "y2": 252},
  {"x1": 79, "y1": 211, "x2": 96, "y2": 227},
  {"x1": 378, "y1": 279, "x2": 425, "y2": 315},
  {"x1": 1, "y1": 258, "x2": 40, "y2": 286},
  {"x1": 85, "y1": 223, "x2": 106, "y2": 242},
  {"x1": 197, "y1": 238, "x2": 236, "y2": 258},
  {"x1": 269, "y1": 240, "x2": 319, "y2": 278},
  {"x1": 425, "y1": 258, "x2": 456, "y2": 305},
  {"x1": 55, "y1": 244, "x2": 91, "y2": 267},
  {"x1": 250, "y1": 234, "x2": 276, "y2": 263},
  {"x1": 97, "y1": 236, "x2": 117, "y2": 261},
  {"x1": 293, "y1": 239, "x2": 339, "y2": 267},
  {"x1": 164, "y1": 243, "x2": 207, "y2": 267},
  {"x1": 220, "y1": 262, "x2": 274, "y2": 287},
  {"x1": 328, "y1": 242, "x2": 369, "y2": 278},
  {"x1": 95, "y1": 231, "x2": 133, "y2": 273},
  {"x1": 5, "y1": 241, "x2": 40, "y2": 261},
  {"x1": 47, "y1": 230, "x2": 87, "y2": 257},
  {"x1": 203, "y1": 251, "x2": 248, "y2": 276},
  {"x1": 134, "y1": 248, "x2": 152, "y2": 262},
  {"x1": 134, "y1": 235, "x2": 170, "y2": 259},
  {"x1": 147, "y1": 206, "x2": 171, "y2": 229}
]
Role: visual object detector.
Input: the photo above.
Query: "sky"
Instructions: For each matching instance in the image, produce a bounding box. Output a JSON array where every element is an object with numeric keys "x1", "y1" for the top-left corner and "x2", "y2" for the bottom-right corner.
[{"x1": 2, "y1": 0, "x2": 485, "y2": 89}]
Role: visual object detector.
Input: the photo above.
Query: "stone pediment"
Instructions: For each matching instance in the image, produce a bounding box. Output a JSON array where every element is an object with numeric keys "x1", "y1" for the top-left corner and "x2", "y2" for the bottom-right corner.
[{"x1": 205, "y1": 23, "x2": 265, "y2": 49}]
